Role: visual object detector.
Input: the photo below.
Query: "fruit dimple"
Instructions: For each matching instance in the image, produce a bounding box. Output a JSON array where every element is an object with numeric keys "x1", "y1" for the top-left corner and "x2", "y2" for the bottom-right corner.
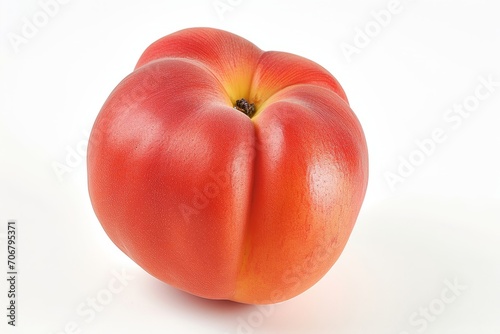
[{"x1": 234, "y1": 98, "x2": 256, "y2": 118}]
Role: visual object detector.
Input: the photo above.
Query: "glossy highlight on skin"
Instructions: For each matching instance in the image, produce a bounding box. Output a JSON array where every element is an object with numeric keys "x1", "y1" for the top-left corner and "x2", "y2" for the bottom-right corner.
[{"x1": 87, "y1": 27, "x2": 368, "y2": 304}]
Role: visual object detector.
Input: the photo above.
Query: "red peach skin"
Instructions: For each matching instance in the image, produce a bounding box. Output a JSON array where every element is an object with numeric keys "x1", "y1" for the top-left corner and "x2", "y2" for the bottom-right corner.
[{"x1": 88, "y1": 27, "x2": 368, "y2": 304}]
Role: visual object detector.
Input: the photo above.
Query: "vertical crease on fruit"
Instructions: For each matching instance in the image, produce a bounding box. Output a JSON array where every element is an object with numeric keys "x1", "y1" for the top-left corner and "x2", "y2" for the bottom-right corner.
[{"x1": 232, "y1": 123, "x2": 260, "y2": 301}]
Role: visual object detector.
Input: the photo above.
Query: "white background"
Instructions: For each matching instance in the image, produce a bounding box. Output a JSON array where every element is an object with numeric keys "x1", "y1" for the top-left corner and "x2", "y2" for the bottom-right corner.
[{"x1": 1, "y1": 0, "x2": 499, "y2": 333}]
